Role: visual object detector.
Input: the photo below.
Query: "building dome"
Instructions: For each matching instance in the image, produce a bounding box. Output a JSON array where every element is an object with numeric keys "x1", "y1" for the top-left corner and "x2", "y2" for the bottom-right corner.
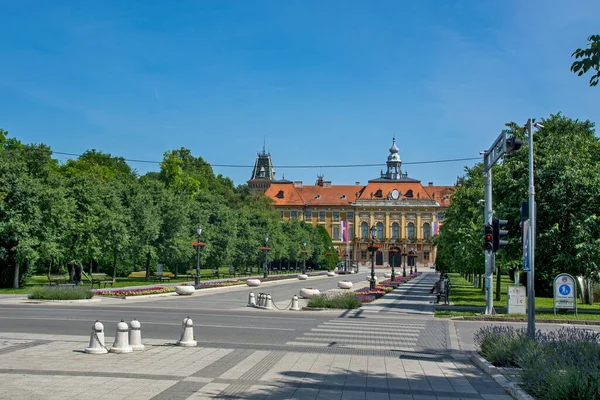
[{"x1": 389, "y1": 138, "x2": 400, "y2": 154}]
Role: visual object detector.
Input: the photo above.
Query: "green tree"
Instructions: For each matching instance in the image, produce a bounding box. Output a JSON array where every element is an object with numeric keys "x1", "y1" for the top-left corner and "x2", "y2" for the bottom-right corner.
[{"x1": 571, "y1": 34, "x2": 600, "y2": 86}]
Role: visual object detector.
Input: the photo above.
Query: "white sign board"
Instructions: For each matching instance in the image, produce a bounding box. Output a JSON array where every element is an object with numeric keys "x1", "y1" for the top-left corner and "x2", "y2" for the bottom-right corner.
[
  {"x1": 507, "y1": 286, "x2": 526, "y2": 314},
  {"x1": 157, "y1": 263, "x2": 164, "y2": 275},
  {"x1": 553, "y1": 273, "x2": 577, "y2": 315}
]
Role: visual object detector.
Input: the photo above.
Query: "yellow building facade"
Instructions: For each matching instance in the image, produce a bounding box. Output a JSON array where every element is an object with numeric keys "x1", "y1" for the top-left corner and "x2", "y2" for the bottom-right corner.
[{"x1": 252, "y1": 139, "x2": 454, "y2": 268}]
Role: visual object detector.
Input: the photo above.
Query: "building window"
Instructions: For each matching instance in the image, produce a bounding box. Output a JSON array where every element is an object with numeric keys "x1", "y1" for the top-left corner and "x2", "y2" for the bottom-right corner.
[
  {"x1": 423, "y1": 223, "x2": 431, "y2": 240},
  {"x1": 408, "y1": 222, "x2": 415, "y2": 240},
  {"x1": 392, "y1": 222, "x2": 399, "y2": 239},
  {"x1": 437, "y1": 212, "x2": 445, "y2": 221},
  {"x1": 333, "y1": 226, "x2": 340, "y2": 240},
  {"x1": 347, "y1": 211, "x2": 354, "y2": 220},
  {"x1": 360, "y1": 250, "x2": 367, "y2": 259},
  {"x1": 349, "y1": 225, "x2": 354, "y2": 240},
  {"x1": 333, "y1": 211, "x2": 340, "y2": 221},
  {"x1": 424, "y1": 251, "x2": 430, "y2": 261},
  {"x1": 291, "y1": 211, "x2": 297, "y2": 220},
  {"x1": 304, "y1": 211, "x2": 312, "y2": 221},
  {"x1": 376, "y1": 222, "x2": 384, "y2": 240},
  {"x1": 361, "y1": 222, "x2": 369, "y2": 239},
  {"x1": 319, "y1": 211, "x2": 326, "y2": 221}
]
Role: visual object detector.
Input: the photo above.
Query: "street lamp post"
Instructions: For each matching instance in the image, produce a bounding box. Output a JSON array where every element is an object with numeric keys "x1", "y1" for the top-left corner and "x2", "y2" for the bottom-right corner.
[
  {"x1": 262, "y1": 235, "x2": 271, "y2": 279},
  {"x1": 402, "y1": 244, "x2": 407, "y2": 277},
  {"x1": 412, "y1": 247, "x2": 417, "y2": 274},
  {"x1": 368, "y1": 226, "x2": 378, "y2": 290},
  {"x1": 302, "y1": 241, "x2": 307, "y2": 274},
  {"x1": 390, "y1": 242, "x2": 398, "y2": 282},
  {"x1": 194, "y1": 225, "x2": 205, "y2": 288}
]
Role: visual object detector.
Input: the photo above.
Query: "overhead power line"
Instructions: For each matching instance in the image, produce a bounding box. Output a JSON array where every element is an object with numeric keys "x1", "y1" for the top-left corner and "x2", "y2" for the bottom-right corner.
[
  {"x1": 49, "y1": 151, "x2": 480, "y2": 169},
  {"x1": 14, "y1": 148, "x2": 480, "y2": 168}
]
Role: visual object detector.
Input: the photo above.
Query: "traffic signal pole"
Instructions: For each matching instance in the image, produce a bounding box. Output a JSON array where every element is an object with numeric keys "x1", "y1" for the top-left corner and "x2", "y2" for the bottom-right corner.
[
  {"x1": 483, "y1": 154, "x2": 494, "y2": 315},
  {"x1": 526, "y1": 118, "x2": 537, "y2": 338}
]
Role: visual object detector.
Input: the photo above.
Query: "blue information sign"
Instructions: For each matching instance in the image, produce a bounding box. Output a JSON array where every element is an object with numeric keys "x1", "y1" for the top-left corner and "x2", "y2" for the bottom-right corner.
[{"x1": 558, "y1": 284, "x2": 571, "y2": 296}]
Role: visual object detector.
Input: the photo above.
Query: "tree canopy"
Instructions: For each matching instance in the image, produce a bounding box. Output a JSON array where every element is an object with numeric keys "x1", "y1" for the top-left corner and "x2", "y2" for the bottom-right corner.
[
  {"x1": 571, "y1": 34, "x2": 600, "y2": 87},
  {"x1": 436, "y1": 114, "x2": 600, "y2": 297},
  {"x1": 0, "y1": 131, "x2": 337, "y2": 288}
]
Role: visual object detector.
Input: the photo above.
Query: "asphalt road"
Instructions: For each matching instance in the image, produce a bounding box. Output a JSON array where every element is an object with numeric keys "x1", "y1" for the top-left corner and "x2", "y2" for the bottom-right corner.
[{"x1": 0, "y1": 271, "x2": 373, "y2": 346}]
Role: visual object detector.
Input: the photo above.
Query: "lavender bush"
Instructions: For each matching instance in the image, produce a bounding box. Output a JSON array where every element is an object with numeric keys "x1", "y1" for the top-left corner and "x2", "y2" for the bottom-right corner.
[
  {"x1": 518, "y1": 328, "x2": 600, "y2": 400},
  {"x1": 475, "y1": 326, "x2": 600, "y2": 400},
  {"x1": 474, "y1": 325, "x2": 528, "y2": 367}
]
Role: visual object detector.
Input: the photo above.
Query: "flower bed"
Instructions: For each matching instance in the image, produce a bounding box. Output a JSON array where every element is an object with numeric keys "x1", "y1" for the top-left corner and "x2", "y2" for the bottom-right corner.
[
  {"x1": 96, "y1": 286, "x2": 175, "y2": 297},
  {"x1": 196, "y1": 279, "x2": 245, "y2": 289}
]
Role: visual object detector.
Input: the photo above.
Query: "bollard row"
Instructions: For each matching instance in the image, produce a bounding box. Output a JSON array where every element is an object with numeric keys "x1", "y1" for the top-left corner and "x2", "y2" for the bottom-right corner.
[
  {"x1": 85, "y1": 316, "x2": 198, "y2": 355},
  {"x1": 247, "y1": 292, "x2": 300, "y2": 311}
]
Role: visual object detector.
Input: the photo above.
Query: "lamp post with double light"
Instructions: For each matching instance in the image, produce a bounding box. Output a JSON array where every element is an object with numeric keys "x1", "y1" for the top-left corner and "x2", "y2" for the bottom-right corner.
[
  {"x1": 367, "y1": 226, "x2": 379, "y2": 290},
  {"x1": 402, "y1": 244, "x2": 407, "y2": 277},
  {"x1": 262, "y1": 235, "x2": 271, "y2": 279},
  {"x1": 194, "y1": 225, "x2": 206, "y2": 288},
  {"x1": 301, "y1": 241, "x2": 308, "y2": 274},
  {"x1": 390, "y1": 241, "x2": 399, "y2": 282}
]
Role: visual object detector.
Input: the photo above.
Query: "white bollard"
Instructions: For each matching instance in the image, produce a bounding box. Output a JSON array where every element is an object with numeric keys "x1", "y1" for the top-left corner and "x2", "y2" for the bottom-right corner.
[
  {"x1": 248, "y1": 292, "x2": 256, "y2": 307},
  {"x1": 177, "y1": 317, "x2": 197, "y2": 347},
  {"x1": 258, "y1": 293, "x2": 265, "y2": 308},
  {"x1": 85, "y1": 320, "x2": 108, "y2": 354},
  {"x1": 290, "y1": 295, "x2": 300, "y2": 311},
  {"x1": 129, "y1": 319, "x2": 145, "y2": 351},
  {"x1": 265, "y1": 294, "x2": 274, "y2": 310},
  {"x1": 110, "y1": 320, "x2": 133, "y2": 353}
]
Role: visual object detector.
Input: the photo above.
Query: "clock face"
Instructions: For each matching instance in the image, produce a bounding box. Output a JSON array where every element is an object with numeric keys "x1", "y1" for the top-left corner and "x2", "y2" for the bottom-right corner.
[{"x1": 391, "y1": 189, "x2": 399, "y2": 200}]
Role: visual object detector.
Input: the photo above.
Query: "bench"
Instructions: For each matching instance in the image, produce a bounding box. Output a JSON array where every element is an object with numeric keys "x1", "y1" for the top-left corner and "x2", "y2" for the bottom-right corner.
[
  {"x1": 48, "y1": 275, "x2": 67, "y2": 285},
  {"x1": 154, "y1": 273, "x2": 171, "y2": 283},
  {"x1": 436, "y1": 280, "x2": 451, "y2": 305},
  {"x1": 90, "y1": 273, "x2": 113, "y2": 289}
]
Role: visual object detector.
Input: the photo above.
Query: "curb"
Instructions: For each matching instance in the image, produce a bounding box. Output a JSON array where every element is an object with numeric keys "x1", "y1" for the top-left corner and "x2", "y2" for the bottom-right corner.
[
  {"x1": 451, "y1": 316, "x2": 600, "y2": 326},
  {"x1": 23, "y1": 298, "x2": 102, "y2": 304},
  {"x1": 469, "y1": 352, "x2": 534, "y2": 400}
]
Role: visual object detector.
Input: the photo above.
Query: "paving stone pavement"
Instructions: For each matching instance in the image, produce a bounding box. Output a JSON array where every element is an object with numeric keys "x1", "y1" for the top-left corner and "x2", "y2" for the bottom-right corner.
[{"x1": 0, "y1": 270, "x2": 513, "y2": 399}]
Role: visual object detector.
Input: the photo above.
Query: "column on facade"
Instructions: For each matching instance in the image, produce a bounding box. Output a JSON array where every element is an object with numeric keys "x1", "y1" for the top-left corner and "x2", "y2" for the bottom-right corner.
[
  {"x1": 401, "y1": 213, "x2": 406, "y2": 240},
  {"x1": 416, "y1": 213, "x2": 422, "y2": 240}
]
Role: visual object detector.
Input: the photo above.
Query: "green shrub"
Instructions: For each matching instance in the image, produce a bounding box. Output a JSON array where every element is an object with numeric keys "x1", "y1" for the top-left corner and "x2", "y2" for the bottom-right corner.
[
  {"x1": 28, "y1": 285, "x2": 94, "y2": 300},
  {"x1": 307, "y1": 293, "x2": 361, "y2": 309},
  {"x1": 475, "y1": 326, "x2": 600, "y2": 400},
  {"x1": 474, "y1": 325, "x2": 530, "y2": 367}
]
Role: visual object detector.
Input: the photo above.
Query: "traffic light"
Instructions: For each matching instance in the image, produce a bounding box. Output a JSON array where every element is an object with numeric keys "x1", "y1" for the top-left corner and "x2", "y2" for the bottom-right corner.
[
  {"x1": 493, "y1": 218, "x2": 509, "y2": 252},
  {"x1": 484, "y1": 225, "x2": 493, "y2": 251},
  {"x1": 506, "y1": 135, "x2": 523, "y2": 153}
]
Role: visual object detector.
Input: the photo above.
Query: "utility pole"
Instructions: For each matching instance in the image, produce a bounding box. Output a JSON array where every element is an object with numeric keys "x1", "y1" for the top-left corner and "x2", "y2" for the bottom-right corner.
[{"x1": 526, "y1": 118, "x2": 541, "y2": 339}]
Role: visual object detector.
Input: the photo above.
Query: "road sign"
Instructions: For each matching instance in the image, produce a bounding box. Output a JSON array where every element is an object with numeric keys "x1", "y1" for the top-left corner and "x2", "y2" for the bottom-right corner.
[{"x1": 553, "y1": 273, "x2": 577, "y2": 316}]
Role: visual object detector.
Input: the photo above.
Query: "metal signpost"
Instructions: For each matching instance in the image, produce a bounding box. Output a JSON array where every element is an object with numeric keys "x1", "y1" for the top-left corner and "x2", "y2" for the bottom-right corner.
[{"x1": 553, "y1": 273, "x2": 577, "y2": 317}]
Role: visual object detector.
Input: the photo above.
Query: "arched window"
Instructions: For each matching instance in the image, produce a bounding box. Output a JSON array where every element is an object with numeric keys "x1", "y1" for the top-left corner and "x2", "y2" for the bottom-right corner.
[
  {"x1": 423, "y1": 223, "x2": 431, "y2": 240},
  {"x1": 361, "y1": 222, "x2": 369, "y2": 239},
  {"x1": 376, "y1": 222, "x2": 384, "y2": 240},
  {"x1": 392, "y1": 222, "x2": 399, "y2": 239},
  {"x1": 408, "y1": 222, "x2": 415, "y2": 240}
]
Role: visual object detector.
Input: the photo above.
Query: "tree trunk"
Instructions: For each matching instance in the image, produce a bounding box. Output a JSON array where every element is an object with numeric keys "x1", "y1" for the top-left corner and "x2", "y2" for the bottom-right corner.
[
  {"x1": 112, "y1": 250, "x2": 118, "y2": 282},
  {"x1": 145, "y1": 252, "x2": 151, "y2": 281},
  {"x1": 48, "y1": 260, "x2": 52, "y2": 279},
  {"x1": 12, "y1": 261, "x2": 20, "y2": 289},
  {"x1": 495, "y1": 264, "x2": 501, "y2": 301},
  {"x1": 174, "y1": 263, "x2": 178, "y2": 279},
  {"x1": 89, "y1": 259, "x2": 93, "y2": 275}
]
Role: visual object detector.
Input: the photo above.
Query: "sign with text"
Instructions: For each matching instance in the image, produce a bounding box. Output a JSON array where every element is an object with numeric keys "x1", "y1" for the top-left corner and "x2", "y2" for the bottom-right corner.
[
  {"x1": 507, "y1": 286, "x2": 526, "y2": 314},
  {"x1": 553, "y1": 273, "x2": 578, "y2": 316}
]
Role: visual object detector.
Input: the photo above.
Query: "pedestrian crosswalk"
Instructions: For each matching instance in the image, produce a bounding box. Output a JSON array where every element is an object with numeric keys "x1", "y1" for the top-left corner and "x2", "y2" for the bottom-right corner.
[{"x1": 286, "y1": 319, "x2": 430, "y2": 351}]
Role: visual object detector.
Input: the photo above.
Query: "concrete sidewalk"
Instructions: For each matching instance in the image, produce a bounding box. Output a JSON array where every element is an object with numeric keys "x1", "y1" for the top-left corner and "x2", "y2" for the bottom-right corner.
[
  {"x1": 0, "y1": 268, "x2": 513, "y2": 399},
  {"x1": 0, "y1": 330, "x2": 511, "y2": 400}
]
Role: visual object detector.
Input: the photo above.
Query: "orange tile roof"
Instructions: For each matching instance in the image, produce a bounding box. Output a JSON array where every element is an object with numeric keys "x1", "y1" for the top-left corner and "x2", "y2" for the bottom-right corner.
[
  {"x1": 264, "y1": 183, "x2": 304, "y2": 206},
  {"x1": 359, "y1": 182, "x2": 433, "y2": 200},
  {"x1": 423, "y1": 185, "x2": 455, "y2": 206},
  {"x1": 299, "y1": 185, "x2": 362, "y2": 206}
]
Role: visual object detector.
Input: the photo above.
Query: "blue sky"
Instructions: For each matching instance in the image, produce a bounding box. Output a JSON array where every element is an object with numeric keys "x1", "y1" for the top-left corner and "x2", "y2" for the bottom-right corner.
[{"x1": 0, "y1": 0, "x2": 598, "y2": 186}]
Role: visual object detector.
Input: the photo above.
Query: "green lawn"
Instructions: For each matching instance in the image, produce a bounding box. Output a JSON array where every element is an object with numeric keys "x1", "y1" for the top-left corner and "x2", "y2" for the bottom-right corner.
[
  {"x1": 435, "y1": 309, "x2": 600, "y2": 321},
  {"x1": 0, "y1": 268, "x2": 304, "y2": 294},
  {"x1": 440, "y1": 272, "x2": 600, "y2": 321}
]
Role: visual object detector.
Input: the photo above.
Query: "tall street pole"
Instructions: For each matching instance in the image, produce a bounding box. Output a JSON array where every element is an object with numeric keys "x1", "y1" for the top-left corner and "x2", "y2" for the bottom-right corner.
[
  {"x1": 483, "y1": 153, "x2": 494, "y2": 315},
  {"x1": 527, "y1": 118, "x2": 536, "y2": 338}
]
